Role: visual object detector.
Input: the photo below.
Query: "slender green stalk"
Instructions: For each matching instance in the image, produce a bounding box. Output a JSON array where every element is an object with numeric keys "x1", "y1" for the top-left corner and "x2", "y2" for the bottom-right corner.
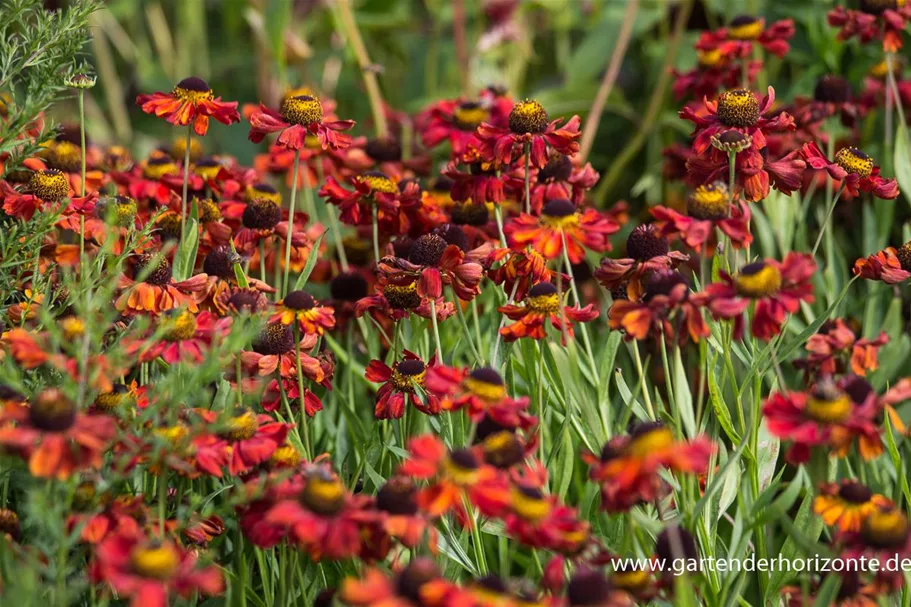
[
  {"x1": 523, "y1": 142, "x2": 531, "y2": 214},
  {"x1": 811, "y1": 185, "x2": 845, "y2": 257},
  {"x1": 631, "y1": 341, "x2": 656, "y2": 419},
  {"x1": 494, "y1": 205, "x2": 508, "y2": 248},
  {"x1": 429, "y1": 300, "x2": 443, "y2": 362},
  {"x1": 281, "y1": 150, "x2": 302, "y2": 296},
  {"x1": 371, "y1": 204, "x2": 381, "y2": 265},
  {"x1": 560, "y1": 231, "x2": 598, "y2": 382},
  {"x1": 180, "y1": 122, "x2": 192, "y2": 245},
  {"x1": 158, "y1": 469, "x2": 167, "y2": 536},
  {"x1": 293, "y1": 325, "x2": 313, "y2": 460},
  {"x1": 78, "y1": 89, "x2": 87, "y2": 275}
]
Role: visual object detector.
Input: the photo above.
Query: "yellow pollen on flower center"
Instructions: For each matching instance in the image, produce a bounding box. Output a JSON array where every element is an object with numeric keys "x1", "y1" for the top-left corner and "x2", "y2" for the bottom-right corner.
[
  {"x1": 728, "y1": 16, "x2": 763, "y2": 40},
  {"x1": 199, "y1": 198, "x2": 222, "y2": 223},
  {"x1": 61, "y1": 316, "x2": 85, "y2": 341},
  {"x1": 509, "y1": 99, "x2": 549, "y2": 134},
  {"x1": 50, "y1": 141, "x2": 82, "y2": 172},
  {"x1": 131, "y1": 543, "x2": 180, "y2": 580},
  {"x1": 301, "y1": 472, "x2": 346, "y2": 516},
  {"x1": 626, "y1": 426, "x2": 674, "y2": 458},
  {"x1": 29, "y1": 169, "x2": 69, "y2": 202},
  {"x1": 716, "y1": 89, "x2": 760, "y2": 128},
  {"x1": 162, "y1": 310, "x2": 197, "y2": 341},
  {"x1": 359, "y1": 172, "x2": 397, "y2": 194},
  {"x1": 444, "y1": 455, "x2": 481, "y2": 486},
  {"x1": 835, "y1": 147, "x2": 874, "y2": 178},
  {"x1": 271, "y1": 443, "x2": 301, "y2": 468},
  {"x1": 172, "y1": 86, "x2": 213, "y2": 104},
  {"x1": 453, "y1": 102, "x2": 489, "y2": 130},
  {"x1": 862, "y1": 508, "x2": 911, "y2": 548},
  {"x1": 391, "y1": 367, "x2": 426, "y2": 392},
  {"x1": 144, "y1": 160, "x2": 179, "y2": 180},
  {"x1": 510, "y1": 485, "x2": 551, "y2": 522},
  {"x1": 525, "y1": 292, "x2": 561, "y2": 313},
  {"x1": 698, "y1": 48, "x2": 724, "y2": 67},
  {"x1": 221, "y1": 410, "x2": 258, "y2": 441},
  {"x1": 687, "y1": 182, "x2": 730, "y2": 220},
  {"x1": 733, "y1": 262, "x2": 781, "y2": 298},
  {"x1": 540, "y1": 213, "x2": 580, "y2": 229},
  {"x1": 280, "y1": 95, "x2": 323, "y2": 126},
  {"x1": 155, "y1": 423, "x2": 190, "y2": 446},
  {"x1": 805, "y1": 394, "x2": 852, "y2": 423},
  {"x1": 463, "y1": 377, "x2": 507, "y2": 402},
  {"x1": 612, "y1": 568, "x2": 651, "y2": 592}
]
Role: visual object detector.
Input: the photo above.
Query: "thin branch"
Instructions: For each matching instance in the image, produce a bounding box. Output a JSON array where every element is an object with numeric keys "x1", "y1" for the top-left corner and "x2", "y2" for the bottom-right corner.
[
  {"x1": 578, "y1": 0, "x2": 639, "y2": 164},
  {"x1": 334, "y1": 0, "x2": 389, "y2": 138}
]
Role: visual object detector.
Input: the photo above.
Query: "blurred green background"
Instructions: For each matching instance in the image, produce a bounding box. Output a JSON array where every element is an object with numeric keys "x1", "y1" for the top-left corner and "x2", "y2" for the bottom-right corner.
[{"x1": 71, "y1": 0, "x2": 877, "y2": 204}]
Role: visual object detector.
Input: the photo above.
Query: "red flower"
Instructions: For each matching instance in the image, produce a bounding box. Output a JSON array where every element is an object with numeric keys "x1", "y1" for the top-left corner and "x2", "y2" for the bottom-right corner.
[
  {"x1": 487, "y1": 247, "x2": 557, "y2": 302},
  {"x1": 650, "y1": 184, "x2": 752, "y2": 254},
  {"x1": 801, "y1": 142, "x2": 899, "y2": 200},
  {"x1": 241, "y1": 323, "x2": 326, "y2": 384},
  {"x1": 686, "y1": 140, "x2": 807, "y2": 202},
  {"x1": 594, "y1": 224, "x2": 689, "y2": 299},
  {"x1": 762, "y1": 378, "x2": 884, "y2": 464},
  {"x1": 0, "y1": 389, "x2": 116, "y2": 480},
  {"x1": 498, "y1": 281, "x2": 598, "y2": 344},
  {"x1": 131, "y1": 310, "x2": 231, "y2": 364},
  {"x1": 116, "y1": 254, "x2": 212, "y2": 316},
  {"x1": 854, "y1": 244, "x2": 911, "y2": 283},
  {"x1": 704, "y1": 252, "x2": 816, "y2": 340},
  {"x1": 681, "y1": 86, "x2": 796, "y2": 157},
  {"x1": 425, "y1": 365, "x2": 531, "y2": 425},
  {"x1": 583, "y1": 422, "x2": 714, "y2": 513},
  {"x1": 418, "y1": 97, "x2": 490, "y2": 155},
  {"x1": 477, "y1": 100, "x2": 581, "y2": 169},
  {"x1": 355, "y1": 270, "x2": 455, "y2": 323},
  {"x1": 444, "y1": 154, "x2": 508, "y2": 207},
  {"x1": 265, "y1": 467, "x2": 373, "y2": 560},
  {"x1": 365, "y1": 350, "x2": 441, "y2": 419},
  {"x1": 91, "y1": 531, "x2": 224, "y2": 607},
  {"x1": 340, "y1": 560, "x2": 463, "y2": 607},
  {"x1": 398, "y1": 434, "x2": 510, "y2": 524},
  {"x1": 320, "y1": 171, "x2": 402, "y2": 228},
  {"x1": 504, "y1": 152, "x2": 600, "y2": 214},
  {"x1": 796, "y1": 318, "x2": 888, "y2": 378},
  {"x1": 701, "y1": 16, "x2": 795, "y2": 58},
  {"x1": 376, "y1": 233, "x2": 487, "y2": 301},
  {"x1": 505, "y1": 199, "x2": 620, "y2": 263},
  {"x1": 608, "y1": 270, "x2": 710, "y2": 344},
  {"x1": 271, "y1": 290, "x2": 336, "y2": 336},
  {"x1": 828, "y1": 2, "x2": 911, "y2": 53},
  {"x1": 248, "y1": 93, "x2": 354, "y2": 151},
  {"x1": 193, "y1": 409, "x2": 293, "y2": 476},
  {"x1": 137, "y1": 76, "x2": 240, "y2": 136}
]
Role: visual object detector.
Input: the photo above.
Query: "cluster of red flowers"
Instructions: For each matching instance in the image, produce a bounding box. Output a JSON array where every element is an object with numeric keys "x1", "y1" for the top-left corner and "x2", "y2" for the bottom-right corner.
[{"x1": 2, "y1": 3, "x2": 911, "y2": 604}]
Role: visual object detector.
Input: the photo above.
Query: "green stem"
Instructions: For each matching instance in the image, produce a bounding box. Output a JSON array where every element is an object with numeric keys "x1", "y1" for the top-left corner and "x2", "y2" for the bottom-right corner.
[
  {"x1": 293, "y1": 325, "x2": 313, "y2": 460},
  {"x1": 158, "y1": 469, "x2": 167, "y2": 536},
  {"x1": 811, "y1": 185, "x2": 845, "y2": 257},
  {"x1": 560, "y1": 231, "x2": 599, "y2": 383},
  {"x1": 78, "y1": 89, "x2": 86, "y2": 275},
  {"x1": 494, "y1": 205, "x2": 508, "y2": 249},
  {"x1": 180, "y1": 122, "x2": 192, "y2": 246},
  {"x1": 631, "y1": 341, "x2": 656, "y2": 420},
  {"x1": 281, "y1": 150, "x2": 302, "y2": 296},
  {"x1": 523, "y1": 142, "x2": 531, "y2": 214},
  {"x1": 429, "y1": 299, "x2": 443, "y2": 363},
  {"x1": 371, "y1": 204, "x2": 381, "y2": 265}
]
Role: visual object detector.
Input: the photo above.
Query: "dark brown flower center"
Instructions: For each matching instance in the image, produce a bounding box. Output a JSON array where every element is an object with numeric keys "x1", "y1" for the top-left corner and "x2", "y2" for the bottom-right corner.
[
  {"x1": 242, "y1": 199, "x2": 282, "y2": 230},
  {"x1": 29, "y1": 389, "x2": 76, "y2": 432},
  {"x1": 284, "y1": 290, "x2": 316, "y2": 310},
  {"x1": 860, "y1": 0, "x2": 899, "y2": 14},
  {"x1": 644, "y1": 270, "x2": 689, "y2": 301},
  {"x1": 203, "y1": 246, "x2": 239, "y2": 279},
  {"x1": 252, "y1": 323, "x2": 294, "y2": 355},
  {"x1": 814, "y1": 75, "x2": 852, "y2": 104},
  {"x1": 626, "y1": 224, "x2": 669, "y2": 260},
  {"x1": 451, "y1": 201, "x2": 490, "y2": 226},
  {"x1": 376, "y1": 477, "x2": 418, "y2": 515},
  {"x1": 483, "y1": 430, "x2": 525, "y2": 469},
  {"x1": 330, "y1": 272, "x2": 369, "y2": 302},
  {"x1": 435, "y1": 223, "x2": 469, "y2": 252},
  {"x1": 409, "y1": 233, "x2": 448, "y2": 266},
  {"x1": 727, "y1": 15, "x2": 763, "y2": 40},
  {"x1": 567, "y1": 570, "x2": 613, "y2": 606},
  {"x1": 539, "y1": 153, "x2": 574, "y2": 182},
  {"x1": 838, "y1": 481, "x2": 873, "y2": 504},
  {"x1": 365, "y1": 137, "x2": 402, "y2": 163},
  {"x1": 133, "y1": 254, "x2": 173, "y2": 285}
]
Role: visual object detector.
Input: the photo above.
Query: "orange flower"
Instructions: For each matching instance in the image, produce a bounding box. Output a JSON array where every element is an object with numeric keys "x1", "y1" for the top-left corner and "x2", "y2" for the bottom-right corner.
[
  {"x1": 814, "y1": 481, "x2": 892, "y2": 532},
  {"x1": 498, "y1": 282, "x2": 598, "y2": 344},
  {"x1": 0, "y1": 389, "x2": 117, "y2": 480},
  {"x1": 137, "y1": 76, "x2": 240, "y2": 136},
  {"x1": 271, "y1": 290, "x2": 336, "y2": 336},
  {"x1": 116, "y1": 254, "x2": 212, "y2": 315}
]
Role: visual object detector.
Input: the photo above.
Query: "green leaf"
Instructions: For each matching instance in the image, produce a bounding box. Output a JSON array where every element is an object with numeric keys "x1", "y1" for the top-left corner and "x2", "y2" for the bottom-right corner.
[
  {"x1": 810, "y1": 575, "x2": 841, "y2": 607},
  {"x1": 292, "y1": 231, "x2": 326, "y2": 291},
  {"x1": 895, "y1": 123, "x2": 911, "y2": 210},
  {"x1": 691, "y1": 439, "x2": 746, "y2": 522},
  {"x1": 751, "y1": 472, "x2": 803, "y2": 528},
  {"x1": 672, "y1": 344, "x2": 696, "y2": 438},
  {"x1": 172, "y1": 198, "x2": 199, "y2": 281},
  {"x1": 707, "y1": 357, "x2": 739, "y2": 443}
]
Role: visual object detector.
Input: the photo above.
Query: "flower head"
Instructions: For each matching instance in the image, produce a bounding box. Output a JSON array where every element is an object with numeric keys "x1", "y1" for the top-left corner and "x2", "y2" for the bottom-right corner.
[
  {"x1": 137, "y1": 76, "x2": 240, "y2": 136},
  {"x1": 248, "y1": 93, "x2": 355, "y2": 151}
]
